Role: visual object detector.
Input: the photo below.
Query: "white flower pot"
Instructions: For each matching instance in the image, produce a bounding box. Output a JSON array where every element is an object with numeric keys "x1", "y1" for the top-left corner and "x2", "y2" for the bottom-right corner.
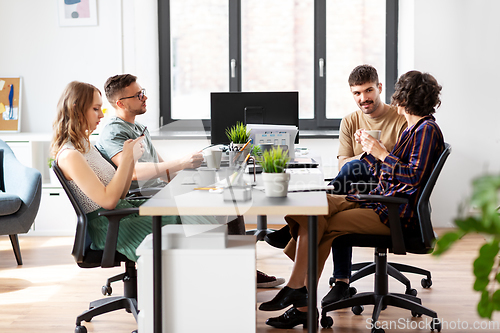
[{"x1": 262, "y1": 172, "x2": 290, "y2": 197}]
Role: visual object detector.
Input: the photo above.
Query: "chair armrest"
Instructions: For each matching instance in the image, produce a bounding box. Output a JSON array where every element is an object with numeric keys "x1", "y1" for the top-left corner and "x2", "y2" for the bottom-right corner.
[
  {"x1": 356, "y1": 194, "x2": 408, "y2": 205},
  {"x1": 127, "y1": 187, "x2": 163, "y2": 198},
  {"x1": 355, "y1": 194, "x2": 408, "y2": 254},
  {"x1": 98, "y1": 207, "x2": 139, "y2": 267}
]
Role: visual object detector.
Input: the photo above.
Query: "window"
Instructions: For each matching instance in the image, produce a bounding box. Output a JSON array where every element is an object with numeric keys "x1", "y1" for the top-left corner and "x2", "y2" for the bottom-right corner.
[
  {"x1": 169, "y1": 0, "x2": 229, "y2": 120},
  {"x1": 241, "y1": 0, "x2": 314, "y2": 119},
  {"x1": 158, "y1": 0, "x2": 397, "y2": 132},
  {"x1": 326, "y1": 0, "x2": 386, "y2": 120}
]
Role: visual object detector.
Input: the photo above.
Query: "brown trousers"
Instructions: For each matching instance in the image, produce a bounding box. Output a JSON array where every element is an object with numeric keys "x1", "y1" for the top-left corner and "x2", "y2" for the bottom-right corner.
[{"x1": 284, "y1": 194, "x2": 390, "y2": 277}]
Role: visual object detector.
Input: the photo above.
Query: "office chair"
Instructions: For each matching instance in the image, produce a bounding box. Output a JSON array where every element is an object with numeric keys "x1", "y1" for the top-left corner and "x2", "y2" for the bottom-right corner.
[
  {"x1": 94, "y1": 145, "x2": 163, "y2": 199},
  {"x1": 320, "y1": 143, "x2": 451, "y2": 333},
  {"x1": 328, "y1": 181, "x2": 432, "y2": 296},
  {"x1": 52, "y1": 162, "x2": 140, "y2": 333},
  {"x1": 0, "y1": 139, "x2": 42, "y2": 265}
]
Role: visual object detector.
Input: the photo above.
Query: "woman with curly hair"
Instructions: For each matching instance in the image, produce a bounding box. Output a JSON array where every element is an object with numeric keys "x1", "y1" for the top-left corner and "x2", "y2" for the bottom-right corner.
[{"x1": 259, "y1": 70, "x2": 445, "y2": 329}]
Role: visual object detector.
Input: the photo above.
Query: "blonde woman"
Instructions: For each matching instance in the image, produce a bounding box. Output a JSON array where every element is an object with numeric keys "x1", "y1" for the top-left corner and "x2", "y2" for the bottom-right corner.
[{"x1": 51, "y1": 81, "x2": 214, "y2": 261}]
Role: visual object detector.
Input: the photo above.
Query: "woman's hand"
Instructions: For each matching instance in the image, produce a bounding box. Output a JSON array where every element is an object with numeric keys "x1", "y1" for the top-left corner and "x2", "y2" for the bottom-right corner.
[
  {"x1": 360, "y1": 131, "x2": 389, "y2": 161},
  {"x1": 123, "y1": 136, "x2": 145, "y2": 163}
]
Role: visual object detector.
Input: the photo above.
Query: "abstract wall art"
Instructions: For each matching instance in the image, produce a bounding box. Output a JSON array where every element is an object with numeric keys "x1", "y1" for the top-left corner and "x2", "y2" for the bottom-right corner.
[
  {"x1": 0, "y1": 77, "x2": 22, "y2": 132},
  {"x1": 58, "y1": 0, "x2": 98, "y2": 27}
]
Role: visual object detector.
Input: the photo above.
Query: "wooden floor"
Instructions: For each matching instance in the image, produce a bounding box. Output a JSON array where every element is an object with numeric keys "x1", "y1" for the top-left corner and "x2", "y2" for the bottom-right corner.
[{"x1": 1, "y1": 228, "x2": 499, "y2": 333}]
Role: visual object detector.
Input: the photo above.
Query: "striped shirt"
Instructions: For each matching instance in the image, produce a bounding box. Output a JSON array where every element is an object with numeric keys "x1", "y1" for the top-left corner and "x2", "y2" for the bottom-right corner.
[{"x1": 347, "y1": 115, "x2": 444, "y2": 230}]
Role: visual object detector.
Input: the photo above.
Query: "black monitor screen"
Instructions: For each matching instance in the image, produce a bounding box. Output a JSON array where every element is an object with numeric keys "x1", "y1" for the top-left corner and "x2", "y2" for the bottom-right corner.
[{"x1": 210, "y1": 91, "x2": 299, "y2": 145}]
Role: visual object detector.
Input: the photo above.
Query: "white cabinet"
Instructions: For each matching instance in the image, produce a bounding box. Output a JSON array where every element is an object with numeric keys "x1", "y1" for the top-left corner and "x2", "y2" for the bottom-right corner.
[
  {"x1": 137, "y1": 229, "x2": 256, "y2": 333},
  {"x1": 32, "y1": 187, "x2": 77, "y2": 236}
]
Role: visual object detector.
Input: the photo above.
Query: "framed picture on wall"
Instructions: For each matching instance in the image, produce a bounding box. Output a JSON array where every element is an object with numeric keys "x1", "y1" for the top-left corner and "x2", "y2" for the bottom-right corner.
[
  {"x1": 0, "y1": 77, "x2": 22, "y2": 133},
  {"x1": 58, "y1": 0, "x2": 98, "y2": 27}
]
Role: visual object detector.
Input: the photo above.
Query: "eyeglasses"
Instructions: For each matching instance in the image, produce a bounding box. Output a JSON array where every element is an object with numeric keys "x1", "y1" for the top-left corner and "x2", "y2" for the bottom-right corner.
[{"x1": 119, "y1": 88, "x2": 146, "y2": 101}]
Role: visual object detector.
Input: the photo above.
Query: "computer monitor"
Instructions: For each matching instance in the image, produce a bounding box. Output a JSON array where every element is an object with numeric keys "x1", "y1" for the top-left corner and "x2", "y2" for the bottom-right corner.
[{"x1": 210, "y1": 91, "x2": 299, "y2": 145}]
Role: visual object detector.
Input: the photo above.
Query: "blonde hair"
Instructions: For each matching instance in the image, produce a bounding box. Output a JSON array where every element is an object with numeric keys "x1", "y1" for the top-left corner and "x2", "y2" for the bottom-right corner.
[{"x1": 50, "y1": 81, "x2": 101, "y2": 158}]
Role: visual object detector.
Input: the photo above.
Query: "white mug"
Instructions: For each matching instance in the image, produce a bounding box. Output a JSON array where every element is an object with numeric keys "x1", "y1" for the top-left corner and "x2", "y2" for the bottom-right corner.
[
  {"x1": 195, "y1": 167, "x2": 217, "y2": 187},
  {"x1": 365, "y1": 130, "x2": 381, "y2": 140},
  {"x1": 205, "y1": 149, "x2": 223, "y2": 169}
]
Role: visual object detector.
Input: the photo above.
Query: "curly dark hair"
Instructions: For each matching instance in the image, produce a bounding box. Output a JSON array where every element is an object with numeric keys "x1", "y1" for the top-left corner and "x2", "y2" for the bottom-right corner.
[
  {"x1": 104, "y1": 74, "x2": 137, "y2": 106},
  {"x1": 391, "y1": 71, "x2": 442, "y2": 116},
  {"x1": 348, "y1": 64, "x2": 379, "y2": 86}
]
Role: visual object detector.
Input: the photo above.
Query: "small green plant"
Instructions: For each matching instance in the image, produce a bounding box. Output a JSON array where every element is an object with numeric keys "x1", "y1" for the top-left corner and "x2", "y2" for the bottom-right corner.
[
  {"x1": 47, "y1": 157, "x2": 55, "y2": 168},
  {"x1": 433, "y1": 174, "x2": 500, "y2": 319},
  {"x1": 257, "y1": 146, "x2": 290, "y2": 173},
  {"x1": 250, "y1": 144, "x2": 262, "y2": 157},
  {"x1": 225, "y1": 122, "x2": 250, "y2": 144}
]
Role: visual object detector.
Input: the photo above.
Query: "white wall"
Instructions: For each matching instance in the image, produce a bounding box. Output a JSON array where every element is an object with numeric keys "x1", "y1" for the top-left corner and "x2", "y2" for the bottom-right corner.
[
  {"x1": 0, "y1": 0, "x2": 160, "y2": 133},
  {"x1": 2, "y1": 0, "x2": 496, "y2": 228},
  {"x1": 400, "y1": 0, "x2": 500, "y2": 227}
]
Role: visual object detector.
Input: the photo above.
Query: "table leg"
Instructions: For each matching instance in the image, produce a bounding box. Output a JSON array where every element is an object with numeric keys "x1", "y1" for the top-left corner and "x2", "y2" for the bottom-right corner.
[
  {"x1": 153, "y1": 216, "x2": 162, "y2": 333},
  {"x1": 307, "y1": 215, "x2": 318, "y2": 333}
]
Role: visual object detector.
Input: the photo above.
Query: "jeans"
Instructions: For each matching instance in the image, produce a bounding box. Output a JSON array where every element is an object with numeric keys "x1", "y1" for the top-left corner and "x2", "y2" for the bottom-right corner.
[
  {"x1": 329, "y1": 159, "x2": 378, "y2": 280},
  {"x1": 328, "y1": 159, "x2": 378, "y2": 194}
]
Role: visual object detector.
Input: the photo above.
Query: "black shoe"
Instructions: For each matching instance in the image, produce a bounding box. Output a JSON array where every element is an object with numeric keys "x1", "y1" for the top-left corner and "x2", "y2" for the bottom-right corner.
[
  {"x1": 264, "y1": 225, "x2": 292, "y2": 249},
  {"x1": 259, "y1": 286, "x2": 308, "y2": 311},
  {"x1": 321, "y1": 281, "x2": 351, "y2": 307},
  {"x1": 266, "y1": 307, "x2": 308, "y2": 329}
]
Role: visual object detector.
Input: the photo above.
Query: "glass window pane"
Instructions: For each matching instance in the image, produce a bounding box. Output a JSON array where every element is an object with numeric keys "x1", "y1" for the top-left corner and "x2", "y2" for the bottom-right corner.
[
  {"x1": 241, "y1": 0, "x2": 314, "y2": 119},
  {"x1": 326, "y1": 0, "x2": 386, "y2": 119},
  {"x1": 170, "y1": 0, "x2": 229, "y2": 120}
]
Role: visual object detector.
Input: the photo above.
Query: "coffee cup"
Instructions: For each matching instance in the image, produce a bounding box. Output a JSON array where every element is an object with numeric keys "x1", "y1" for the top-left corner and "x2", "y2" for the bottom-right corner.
[
  {"x1": 195, "y1": 167, "x2": 217, "y2": 187},
  {"x1": 205, "y1": 148, "x2": 223, "y2": 169},
  {"x1": 365, "y1": 130, "x2": 381, "y2": 141}
]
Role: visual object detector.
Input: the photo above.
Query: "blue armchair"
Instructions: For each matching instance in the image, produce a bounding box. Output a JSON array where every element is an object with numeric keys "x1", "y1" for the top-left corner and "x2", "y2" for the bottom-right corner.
[{"x1": 0, "y1": 139, "x2": 42, "y2": 265}]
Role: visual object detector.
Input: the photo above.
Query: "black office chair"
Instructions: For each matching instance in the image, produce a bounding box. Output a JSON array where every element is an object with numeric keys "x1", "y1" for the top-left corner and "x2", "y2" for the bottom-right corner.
[
  {"x1": 52, "y1": 162, "x2": 140, "y2": 333},
  {"x1": 328, "y1": 181, "x2": 432, "y2": 296},
  {"x1": 320, "y1": 143, "x2": 451, "y2": 333},
  {"x1": 94, "y1": 145, "x2": 164, "y2": 199}
]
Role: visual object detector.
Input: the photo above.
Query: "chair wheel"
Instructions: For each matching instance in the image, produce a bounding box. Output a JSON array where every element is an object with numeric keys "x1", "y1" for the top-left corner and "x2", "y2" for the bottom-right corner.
[
  {"x1": 75, "y1": 325, "x2": 87, "y2": 333},
  {"x1": 431, "y1": 318, "x2": 442, "y2": 332},
  {"x1": 320, "y1": 315, "x2": 334, "y2": 328},
  {"x1": 411, "y1": 310, "x2": 422, "y2": 317},
  {"x1": 349, "y1": 286, "x2": 357, "y2": 297},
  {"x1": 102, "y1": 285, "x2": 112, "y2": 296},
  {"x1": 352, "y1": 305, "x2": 364, "y2": 315},
  {"x1": 421, "y1": 278, "x2": 432, "y2": 288},
  {"x1": 329, "y1": 276, "x2": 335, "y2": 286},
  {"x1": 406, "y1": 288, "x2": 418, "y2": 296}
]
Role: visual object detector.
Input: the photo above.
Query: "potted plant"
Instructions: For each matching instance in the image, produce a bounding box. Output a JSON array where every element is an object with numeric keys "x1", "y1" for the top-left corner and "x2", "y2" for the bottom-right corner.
[
  {"x1": 47, "y1": 157, "x2": 57, "y2": 184},
  {"x1": 226, "y1": 121, "x2": 251, "y2": 147},
  {"x1": 434, "y1": 174, "x2": 500, "y2": 319},
  {"x1": 226, "y1": 122, "x2": 252, "y2": 166},
  {"x1": 257, "y1": 146, "x2": 291, "y2": 197}
]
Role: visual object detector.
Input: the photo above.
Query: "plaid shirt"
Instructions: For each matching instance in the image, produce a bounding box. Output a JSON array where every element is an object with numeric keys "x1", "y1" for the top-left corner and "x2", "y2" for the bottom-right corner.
[{"x1": 346, "y1": 115, "x2": 444, "y2": 230}]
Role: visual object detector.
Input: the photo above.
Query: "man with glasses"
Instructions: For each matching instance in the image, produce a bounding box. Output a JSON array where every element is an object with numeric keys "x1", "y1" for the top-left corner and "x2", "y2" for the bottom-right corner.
[
  {"x1": 97, "y1": 74, "x2": 204, "y2": 190},
  {"x1": 97, "y1": 74, "x2": 285, "y2": 288}
]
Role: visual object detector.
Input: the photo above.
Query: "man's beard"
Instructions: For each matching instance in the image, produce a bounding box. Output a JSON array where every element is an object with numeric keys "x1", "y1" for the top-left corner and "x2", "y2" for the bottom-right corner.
[{"x1": 359, "y1": 99, "x2": 380, "y2": 115}]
